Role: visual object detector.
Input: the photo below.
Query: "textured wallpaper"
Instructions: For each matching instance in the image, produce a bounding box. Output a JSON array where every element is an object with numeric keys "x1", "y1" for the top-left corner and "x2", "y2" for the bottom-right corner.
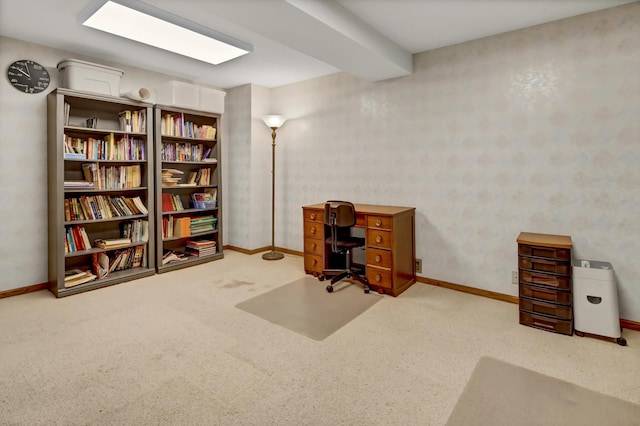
[
  {"x1": 1, "y1": 4, "x2": 638, "y2": 323},
  {"x1": 261, "y1": 3, "x2": 640, "y2": 320}
]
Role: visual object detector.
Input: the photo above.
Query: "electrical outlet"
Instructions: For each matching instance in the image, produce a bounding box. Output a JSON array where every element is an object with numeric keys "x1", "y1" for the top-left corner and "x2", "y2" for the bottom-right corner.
[
  {"x1": 512, "y1": 271, "x2": 518, "y2": 285},
  {"x1": 415, "y1": 258, "x2": 423, "y2": 273}
]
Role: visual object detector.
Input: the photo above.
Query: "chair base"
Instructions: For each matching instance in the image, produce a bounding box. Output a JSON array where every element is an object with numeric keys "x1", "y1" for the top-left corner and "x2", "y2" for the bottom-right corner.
[{"x1": 319, "y1": 268, "x2": 370, "y2": 294}]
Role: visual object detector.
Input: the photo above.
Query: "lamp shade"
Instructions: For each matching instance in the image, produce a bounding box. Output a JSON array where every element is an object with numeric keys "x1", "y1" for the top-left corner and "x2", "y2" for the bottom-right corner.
[{"x1": 262, "y1": 115, "x2": 287, "y2": 129}]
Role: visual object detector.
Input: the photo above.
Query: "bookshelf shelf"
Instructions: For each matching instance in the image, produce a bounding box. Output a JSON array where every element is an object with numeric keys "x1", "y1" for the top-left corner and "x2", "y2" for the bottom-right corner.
[
  {"x1": 59, "y1": 267, "x2": 156, "y2": 297},
  {"x1": 155, "y1": 105, "x2": 223, "y2": 273},
  {"x1": 48, "y1": 88, "x2": 155, "y2": 297}
]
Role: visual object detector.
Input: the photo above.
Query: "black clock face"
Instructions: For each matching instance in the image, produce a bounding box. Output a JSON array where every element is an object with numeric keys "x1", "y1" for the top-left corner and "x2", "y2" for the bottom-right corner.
[{"x1": 7, "y1": 60, "x2": 50, "y2": 94}]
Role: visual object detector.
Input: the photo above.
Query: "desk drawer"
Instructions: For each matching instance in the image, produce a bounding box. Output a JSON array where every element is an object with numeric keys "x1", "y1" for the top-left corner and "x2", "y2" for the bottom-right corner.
[
  {"x1": 520, "y1": 297, "x2": 572, "y2": 320},
  {"x1": 519, "y1": 284, "x2": 572, "y2": 305},
  {"x1": 518, "y1": 245, "x2": 570, "y2": 260},
  {"x1": 367, "y1": 229, "x2": 392, "y2": 249},
  {"x1": 304, "y1": 239, "x2": 323, "y2": 256},
  {"x1": 366, "y1": 247, "x2": 392, "y2": 269},
  {"x1": 519, "y1": 257, "x2": 569, "y2": 275},
  {"x1": 520, "y1": 270, "x2": 570, "y2": 290},
  {"x1": 367, "y1": 215, "x2": 392, "y2": 230},
  {"x1": 519, "y1": 311, "x2": 572, "y2": 335},
  {"x1": 367, "y1": 265, "x2": 392, "y2": 289},
  {"x1": 304, "y1": 222, "x2": 323, "y2": 238},
  {"x1": 304, "y1": 209, "x2": 323, "y2": 222},
  {"x1": 304, "y1": 254, "x2": 323, "y2": 273}
]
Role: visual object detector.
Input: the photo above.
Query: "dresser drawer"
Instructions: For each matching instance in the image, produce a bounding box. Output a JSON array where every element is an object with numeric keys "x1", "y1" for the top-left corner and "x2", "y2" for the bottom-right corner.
[
  {"x1": 367, "y1": 266, "x2": 392, "y2": 289},
  {"x1": 519, "y1": 311, "x2": 572, "y2": 335},
  {"x1": 519, "y1": 284, "x2": 572, "y2": 305},
  {"x1": 304, "y1": 254, "x2": 323, "y2": 273},
  {"x1": 518, "y1": 257, "x2": 570, "y2": 275},
  {"x1": 367, "y1": 215, "x2": 392, "y2": 230},
  {"x1": 304, "y1": 239, "x2": 323, "y2": 256},
  {"x1": 366, "y1": 247, "x2": 392, "y2": 269},
  {"x1": 518, "y1": 244, "x2": 570, "y2": 260},
  {"x1": 520, "y1": 270, "x2": 570, "y2": 290},
  {"x1": 367, "y1": 229, "x2": 392, "y2": 249},
  {"x1": 304, "y1": 221, "x2": 323, "y2": 238},
  {"x1": 520, "y1": 297, "x2": 572, "y2": 320},
  {"x1": 303, "y1": 209, "x2": 323, "y2": 222}
]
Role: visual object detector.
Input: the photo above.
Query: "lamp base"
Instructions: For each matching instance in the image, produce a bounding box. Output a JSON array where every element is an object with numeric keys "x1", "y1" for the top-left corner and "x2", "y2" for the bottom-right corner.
[{"x1": 262, "y1": 250, "x2": 285, "y2": 261}]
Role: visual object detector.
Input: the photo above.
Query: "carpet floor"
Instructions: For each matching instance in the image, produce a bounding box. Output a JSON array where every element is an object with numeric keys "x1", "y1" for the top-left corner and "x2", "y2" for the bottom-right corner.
[{"x1": 1, "y1": 251, "x2": 639, "y2": 425}]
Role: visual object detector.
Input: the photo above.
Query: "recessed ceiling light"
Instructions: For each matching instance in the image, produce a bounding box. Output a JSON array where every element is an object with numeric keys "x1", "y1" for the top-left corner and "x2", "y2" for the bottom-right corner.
[{"x1": 79, "y1": 0, "x2": 252, "y2": 65}]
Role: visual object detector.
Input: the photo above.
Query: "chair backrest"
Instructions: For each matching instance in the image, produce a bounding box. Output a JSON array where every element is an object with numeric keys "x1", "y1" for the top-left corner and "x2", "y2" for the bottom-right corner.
[{"x1": 323, "y1": 201, "x2": 357, "y2": 228}]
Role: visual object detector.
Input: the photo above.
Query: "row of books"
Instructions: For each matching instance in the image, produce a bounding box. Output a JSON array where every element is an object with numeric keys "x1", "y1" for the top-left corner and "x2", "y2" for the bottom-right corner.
[
  {"x1": 161, "y1": 193, "x2": 184, "y2": 212},
  {"x1": 64, "y1": 195, "x2": 148, "y2": 222},
  {"x1": 65, "y1": 226, "x2": 92, "y2": 253},
  {"x1": 79, "y1": 163, "x2": 142, "y2": 190},
  {"x1": 161, "y1": 215, "x2": 217, "y2": 238},
  {"x1": 64, "y1": 134, "x2": 146, "y2": 161},
  {"x1": 119, "y1": 109, "x2": 147, "y2": 133},
  {"x1": 160, "y1": 142, "x2": 213, "y2": 162},
  {"x1": 161, "y1": 113, "x2": 217, "y2": 139}
]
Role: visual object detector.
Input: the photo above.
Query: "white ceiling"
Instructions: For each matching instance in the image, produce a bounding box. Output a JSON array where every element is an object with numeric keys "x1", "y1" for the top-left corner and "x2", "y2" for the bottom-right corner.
[{"x1": 0, "y1": 0, "x2": 635, "y2": 89}]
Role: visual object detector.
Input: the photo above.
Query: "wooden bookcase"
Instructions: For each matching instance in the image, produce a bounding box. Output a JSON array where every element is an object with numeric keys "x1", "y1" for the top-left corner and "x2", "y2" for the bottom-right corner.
[
  {"x1": 154, "y1": 105, "x2": 223, "y2": 272},
  {"x1": 47, "y1": 89, "x2": 155, "y2": 297}
]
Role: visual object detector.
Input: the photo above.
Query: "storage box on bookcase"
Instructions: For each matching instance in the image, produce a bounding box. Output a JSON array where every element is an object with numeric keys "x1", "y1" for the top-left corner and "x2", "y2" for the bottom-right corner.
[
  {"x1": 155, "y1": 80, "x2": 226, "y2": 113},
  {"x1": 57, "y1": 59, "x2": 124, "y2": 96}
]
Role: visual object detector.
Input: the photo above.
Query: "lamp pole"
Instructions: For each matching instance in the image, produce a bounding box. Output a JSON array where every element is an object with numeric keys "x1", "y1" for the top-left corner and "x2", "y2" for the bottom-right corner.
[{"x1": 261, "y1": 115, "x2": 287, "y2": 260}]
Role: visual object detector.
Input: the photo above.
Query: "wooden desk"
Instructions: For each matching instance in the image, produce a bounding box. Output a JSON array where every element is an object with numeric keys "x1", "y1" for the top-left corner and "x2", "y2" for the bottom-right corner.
[{"x1": 302, "y1": 203, "x2": 416, "y2": 296}]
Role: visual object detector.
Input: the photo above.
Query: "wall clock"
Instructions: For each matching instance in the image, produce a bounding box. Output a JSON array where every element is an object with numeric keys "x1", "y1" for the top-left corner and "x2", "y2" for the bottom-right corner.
[{"x1": 6, "y1": 60, "x2": 50, "y2": 94}]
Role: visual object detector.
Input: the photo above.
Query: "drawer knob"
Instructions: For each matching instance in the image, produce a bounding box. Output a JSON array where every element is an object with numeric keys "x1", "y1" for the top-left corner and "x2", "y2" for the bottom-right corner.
[
  {"x1": 310, "y1": 213, "x2": 316, "y2": 220},
  {"x1": 375, "y1": 219, "x2": 382, "y2": 227},
  {"x1": 310, "y1": 227, "x2": 316, "y2": 234},
  {"x1": 312, "y1": 259, "x2": 317, "y2": 266},
  {"x1": 375, "y1": 235, "x2": 382, "y2": 243},
  {"x1": 375, "y1": 274, "x2": 381, "y2": 282},
  {"x1": 311, "y1": 243, "x2": 316, "y2": 250},
  {"x1": 375, "y1": 254, "x2": 381, "y2": 263}
]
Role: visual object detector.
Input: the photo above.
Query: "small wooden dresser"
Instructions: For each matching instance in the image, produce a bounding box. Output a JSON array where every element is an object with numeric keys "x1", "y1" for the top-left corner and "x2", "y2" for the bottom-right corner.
[{"x1": 517, "y1": 232, "x2": 573, "y2": 335}]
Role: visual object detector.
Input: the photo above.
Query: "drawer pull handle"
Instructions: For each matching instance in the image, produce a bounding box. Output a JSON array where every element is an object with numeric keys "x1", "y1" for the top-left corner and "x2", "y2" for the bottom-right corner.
[
  {"x1": 312, "y1": 259, "x2": 317, "y2": 266},
  {"x1": 310, "y1": 227, "x2": 316, "y2": 234},
  {"x1": 375, "y1": 235, "x2": 382, "y2": 243},
  {"x1": 375, "y1": 254, "x2": 381, "y2": 263},
  {"x1": 533, "y1": 320, "x2": 554, "y2": 330},
  {"x1": 311, "y1": 243, "x2": 316, "y2": 250},
  {"x1": 375, "y1": 219, "x2": 382, "y2": 227},
  {"x1": 375, "y1": 274, "x2": 381, "y2": 282},
  {"x1": 310, "y1": 213, "x2": 316, "y2": 220}
]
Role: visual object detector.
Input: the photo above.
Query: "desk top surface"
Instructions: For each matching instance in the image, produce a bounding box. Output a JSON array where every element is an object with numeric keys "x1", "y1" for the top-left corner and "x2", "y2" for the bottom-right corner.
[{"x1": 303, "y1": 203, "x2": 415, "y2": 216}]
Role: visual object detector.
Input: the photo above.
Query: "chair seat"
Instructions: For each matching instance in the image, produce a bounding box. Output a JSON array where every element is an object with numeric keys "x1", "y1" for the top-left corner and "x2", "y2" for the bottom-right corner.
[{"x1": 326, "y1": 236, "x2": 365, "y2": 250}]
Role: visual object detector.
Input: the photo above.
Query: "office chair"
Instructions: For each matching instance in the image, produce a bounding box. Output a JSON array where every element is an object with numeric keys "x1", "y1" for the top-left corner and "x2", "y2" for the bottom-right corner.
[{"x1": 318, "y1": 201, "x2": 370, "y2": 293}]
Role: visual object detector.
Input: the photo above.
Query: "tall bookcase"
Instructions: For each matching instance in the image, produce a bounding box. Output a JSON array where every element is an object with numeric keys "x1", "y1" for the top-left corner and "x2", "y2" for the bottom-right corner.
[
  {"x1": 154, "y1": 105, "x2": 223, "y2": 272},
  {"x1": 47, "y1": 89, "x2": 156, "y2": 297}
]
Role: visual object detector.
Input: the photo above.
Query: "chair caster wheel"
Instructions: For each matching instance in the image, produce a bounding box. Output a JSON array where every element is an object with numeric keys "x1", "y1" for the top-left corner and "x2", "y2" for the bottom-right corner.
[
  {"x1": 318, "y1": 274, "x2": 326, "y2": 281},
  {"x1": 364, "y1": 288, "x2": 370, "y2": 294},
  {"x1": 617, "y1": 337, "x2": 627, "y2": 346},
  {"x1": 326, "y1": 285, "x2": 333, "y2": 293}
]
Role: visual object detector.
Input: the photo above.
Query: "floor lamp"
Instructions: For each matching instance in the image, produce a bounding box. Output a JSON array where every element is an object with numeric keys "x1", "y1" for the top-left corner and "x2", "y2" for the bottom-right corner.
[{"x1": 262, "y1": 115, "x2": 287, "y2": 260}]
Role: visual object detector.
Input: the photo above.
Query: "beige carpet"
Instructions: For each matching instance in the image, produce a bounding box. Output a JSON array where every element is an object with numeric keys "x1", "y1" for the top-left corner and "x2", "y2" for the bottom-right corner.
[
  {"x1": 235, "y1": 276, "x2": 381, "y2": 340},
  {"x1": 446, "y1": 356, "x2": 640, "y2": 426}
]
